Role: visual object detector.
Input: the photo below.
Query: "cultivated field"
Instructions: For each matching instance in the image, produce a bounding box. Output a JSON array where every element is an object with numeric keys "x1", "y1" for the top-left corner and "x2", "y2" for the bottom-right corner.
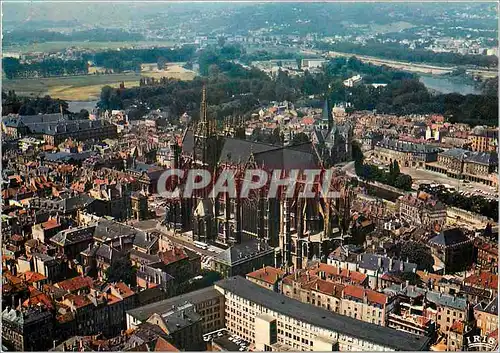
[
  {"x1": 3, "y1": 40, "x2": 177, "y2": 53},
  {"x1": 140, "y1": 62, "x2": 196, "y2": 81},
  {"x1": 3, "y1": 74, "x2": 142, "y2": 101},
  {"x1": 4, "y1": 62, "x2": 197, "y2": 101}
]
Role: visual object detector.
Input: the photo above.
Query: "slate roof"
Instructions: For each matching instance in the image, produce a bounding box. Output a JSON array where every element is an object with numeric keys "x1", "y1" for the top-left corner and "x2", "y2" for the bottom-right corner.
[
  {"x1": 215, "y1": 277, "x2": 430, "y2": 351},
  {"x1": 425, "y1": 290, "x2": 467, "y2": 311},
  {"x1": 321, "y1": 99, "x2": 333, "y2": 123},
  {"x1": 133, "y1": 231, "x2": 159, "y2": 251},
  {"x1": 377, "y1": 139, "x2": 441, "y2": 154},
  {"x1": 474, "y1": 298, "x2": 498, "y2": 315},
  {"x1": 31, "y1": 194, "x2": 95, "y2": 213},
  {"x1": 428, "y1": 228, "x2": 472, "y2": 248},
  {"x1": 440, "y1": 148, "x2": 498, "y2": 166},
  {"x1": 441, "y1": 148, "x2": 471, "y2": 160},
  {"x1": 467, "y1": 151, "x2": 498, "y2": 166},
  {"x1": 95, "y1": 243, "x2": 122, "y2": 261},
  {"x1": 254, "y1": 145, "x2": 318, "y2": 169},
  {"x1": 2, "y1": 307, "x2": 53, "y2": 326},
  {"x1": 44, "y1": 151, "x2": 97, "y2": 163},
  {"x1": 2, "y1": 113, "x2": 63, "y2": 128},
  {"x1": 28, "y1": 119, "x2": 112, "y2": 136},
  {"x1": 130, "y1": 249, "x2": 161, "y2": 265},
  {"x1": 50, "y1": 225, "x2": 96, "y2": 246},
  {"x1": 213, "y1": 239, "x2": 274, "y2": 266},
  {"x1": 93, "y1": 219, "x2": 140, "y2": 243},
  {"x1": 218, "y1": 138, "x2": 279, "y2": 164},
  {"x1": 358, "y1": 253, "x2": 418, "y2": 273}
]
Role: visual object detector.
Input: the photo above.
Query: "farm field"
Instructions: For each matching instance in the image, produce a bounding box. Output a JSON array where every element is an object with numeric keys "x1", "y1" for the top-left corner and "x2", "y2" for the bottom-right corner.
[
  {"x1": 3, "y1": 74, "x2": 142, "y2": 101},
  {"x1": 3, "y1": 63, "x2": 197, "y2": 101},
  {"x1": 140, "y1": 62, "x2": 196, "y2": 81},
  {"x1": 3, "y1": 40, "x2": 177, "y2": 53}
]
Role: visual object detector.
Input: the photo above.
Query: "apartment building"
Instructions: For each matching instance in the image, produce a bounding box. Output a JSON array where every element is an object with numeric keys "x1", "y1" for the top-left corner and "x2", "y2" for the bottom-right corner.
[
  {"x1": 328, "y1": 253, "x2": 417, "y2": 290},
  {"x1": 468, "y1": 126, "x2": 498, "y2": 152},
  {"x1": 398, "y1": 192, "x2": 447, "y2": 228},
  {"x1": 426, "y1": 148, "x2": 498, "y2": 186},
  {"x1": 214, "y1": 276, "x2": 430, "y2": 351},
  {"x1": 373, "y1": 139, "x2": 440, "y2": 168},
  {"x1": 474, "y1": 239, "x2": 498, "y2": 274},
  {"x1": 281, "y1": 271, "x2": 344, "y2": 314},
  {"x1": 474, "y1": 298, "x2": 498, "y2": 337},
  {"x1": 126, "y1": 286, "x2": 225, "y2": 335},
  {"x1": 341, "y1": 285, "x2": 396, "y2": 326}
]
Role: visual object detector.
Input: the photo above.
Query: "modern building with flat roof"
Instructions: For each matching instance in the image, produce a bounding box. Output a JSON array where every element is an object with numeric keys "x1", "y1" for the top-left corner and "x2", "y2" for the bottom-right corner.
[{"x1": 214, "y1": 276, "x2": 431, "y2": 351}]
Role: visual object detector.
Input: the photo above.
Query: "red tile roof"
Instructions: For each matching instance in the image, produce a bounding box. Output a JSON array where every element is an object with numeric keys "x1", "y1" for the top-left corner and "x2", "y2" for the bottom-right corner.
[
  {"x1": 11, "y1": 234, "x2": 25, "y2": 242},
  {"x1": 246, "y1": 267, "x2": 284, "y2": 285},
  {"x1": 64, "y1": 294, "x2": 93, "y2": 309},
  {"x1": 20, "y1": 271, "x2": 47, "y2": 283},
  {"x1": 41, "y1": 218, "x2": 60, "y2": 230},
  {"x1": 303, "y1": 278, "x2": 344, "y2": 298},
  {"x1": 23, "y1": 286, "x2": 54, "y2": 310},
  {"x1": 160, "y1": 248, "x2": 188, "y2": 265},
  {"x1": 113, "y1": 282, "x2": 135, "y2": 298},
  {"x1": 56, "y1": 276, "x2": 94, "y2": 292},
  {"x1": 155, "y1": 337, "x2": 180, "y2": 352},
  {"x1": 464, "y1": 272, "x2": 498, "y2": 291},
  {"x1": 308, "y1": 263, "x2": 367, "y2": 285},
  {"x1": 343, "y1": 285, "x2": 388, "y2": 306},
  {"x1": 475, "y1": 239, "x2": 499, "y2": 257}
]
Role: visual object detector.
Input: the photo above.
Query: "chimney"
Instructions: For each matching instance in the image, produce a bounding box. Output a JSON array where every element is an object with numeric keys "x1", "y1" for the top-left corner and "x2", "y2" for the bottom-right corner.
[
  {"x1": 400, "y1": 260, "x2": 404, "y2": 272},
  {"x1": 389, "y1": 258, "x2": 393, "y2": 271},
  {"x1": 377, "y1": 257, "x2": 382, "y2": 268}
]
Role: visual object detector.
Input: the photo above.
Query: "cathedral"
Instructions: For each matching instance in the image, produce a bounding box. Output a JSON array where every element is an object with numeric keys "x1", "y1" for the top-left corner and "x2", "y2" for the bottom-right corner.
[
  {"x1": 311, "y1": 100, "x2": 354, "y2": 167},
  {"x1": 164, "y1": 86, "x2": 354, "y2": 271}
]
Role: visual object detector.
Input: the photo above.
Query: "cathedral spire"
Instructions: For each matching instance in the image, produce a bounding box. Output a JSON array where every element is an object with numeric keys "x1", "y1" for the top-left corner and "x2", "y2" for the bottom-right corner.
[
  {"x1": 322, "y1": 99, "x2": 334, "y2": 131},
  {"x1": 201, "y1": 84, "x2": 208, "y2": 124}
]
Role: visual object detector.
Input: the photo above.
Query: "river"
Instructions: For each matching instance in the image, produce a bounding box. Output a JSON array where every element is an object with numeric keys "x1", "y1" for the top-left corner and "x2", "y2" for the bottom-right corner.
[
  {"x1": 67, "y1": 100, "x2": 99, "y2": 113},
  {"x1": 419, "y1": 75, "x2": 482, "y2": 95}
]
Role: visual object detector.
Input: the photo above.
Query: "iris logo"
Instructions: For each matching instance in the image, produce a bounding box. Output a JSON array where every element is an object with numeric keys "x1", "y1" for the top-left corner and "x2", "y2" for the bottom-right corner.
[{"x1": 465, "y1": 335, "x2": 498, "y2": 351}]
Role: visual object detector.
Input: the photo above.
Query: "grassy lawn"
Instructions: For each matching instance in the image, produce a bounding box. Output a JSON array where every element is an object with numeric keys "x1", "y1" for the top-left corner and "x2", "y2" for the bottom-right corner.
[{"x1": 3, "y1": 40, "x2": 177, "y2": 53}]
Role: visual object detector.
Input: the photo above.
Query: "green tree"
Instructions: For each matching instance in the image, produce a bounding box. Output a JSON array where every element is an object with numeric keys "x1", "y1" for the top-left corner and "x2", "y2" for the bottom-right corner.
[
  {"x1": 394, "y1": 174, "x2": 413, "y2": 191},
  {"x1": 392, "y1": 160, "x2": 401, "y2": 175},
  {"x1": 157, "y1": 56, "x2": 167, "y2": 70},
  {"x1": 400, "y1": 242, "x2": 433, "y2": 271}
]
